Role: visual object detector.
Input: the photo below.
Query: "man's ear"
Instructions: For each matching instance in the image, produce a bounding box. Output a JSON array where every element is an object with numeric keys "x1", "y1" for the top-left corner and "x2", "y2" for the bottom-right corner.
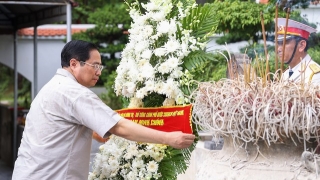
[
  {"x1": 298, "y1": 40, "x2": 307, "y2": 52},
  {"x1": 69, "y1": 58, "x2": 78, "y2": 69}
]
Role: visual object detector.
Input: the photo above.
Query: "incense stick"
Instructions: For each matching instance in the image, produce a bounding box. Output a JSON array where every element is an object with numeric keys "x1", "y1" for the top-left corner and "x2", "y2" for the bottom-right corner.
[
  {"x1": 275, "y1": 3, "x2": 279, "y2": 74},
  {"x1": 260, "y1": 11, "x2": 270, "y2": 82},
  {"x1": 281, "y1": 8, "x2": 291, "y2": 71}
]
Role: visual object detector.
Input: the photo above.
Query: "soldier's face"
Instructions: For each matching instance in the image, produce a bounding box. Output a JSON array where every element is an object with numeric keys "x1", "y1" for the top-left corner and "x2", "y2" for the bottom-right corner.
[{"x1": 277, "y1": 39, "x2": 296, "y2": 64}]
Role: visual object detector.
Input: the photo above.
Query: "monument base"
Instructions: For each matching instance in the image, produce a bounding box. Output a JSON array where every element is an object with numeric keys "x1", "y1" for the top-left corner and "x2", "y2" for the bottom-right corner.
[{"x1": 179, "y1": 137, "x2": 320, "y2": 180}]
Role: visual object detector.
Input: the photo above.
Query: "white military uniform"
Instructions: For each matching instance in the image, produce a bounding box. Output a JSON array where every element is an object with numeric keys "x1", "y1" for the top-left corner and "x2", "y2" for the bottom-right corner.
[{"x1": 282, "y1": 54, "x2": 320, "y2": 84}]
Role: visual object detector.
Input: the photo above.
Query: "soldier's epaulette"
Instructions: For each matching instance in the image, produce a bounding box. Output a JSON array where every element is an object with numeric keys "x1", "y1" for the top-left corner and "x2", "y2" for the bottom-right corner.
[{"x1": 309, "y1": 64, "x2": 320, "y2": 74}]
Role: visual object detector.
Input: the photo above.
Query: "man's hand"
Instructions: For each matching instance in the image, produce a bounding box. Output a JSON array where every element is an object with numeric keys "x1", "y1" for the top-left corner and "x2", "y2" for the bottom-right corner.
[
  {"x1": 164, "y1": 131, "x2": 195, "y2": 149},
  {"x1": 111, "y1": 119, "x2": 195, "y2": 148}
]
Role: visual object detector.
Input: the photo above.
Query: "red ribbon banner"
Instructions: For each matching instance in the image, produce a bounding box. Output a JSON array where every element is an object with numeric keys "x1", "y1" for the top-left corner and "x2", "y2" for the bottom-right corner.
[{"x1": 116, "y1": 104, "x2": 193, "y2": 134}]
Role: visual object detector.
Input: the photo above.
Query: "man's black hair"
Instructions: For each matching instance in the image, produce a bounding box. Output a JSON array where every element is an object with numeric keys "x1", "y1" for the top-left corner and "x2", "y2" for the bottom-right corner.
[{"x1": 61, "y1": 40, "x2": 99, "y2": 67}]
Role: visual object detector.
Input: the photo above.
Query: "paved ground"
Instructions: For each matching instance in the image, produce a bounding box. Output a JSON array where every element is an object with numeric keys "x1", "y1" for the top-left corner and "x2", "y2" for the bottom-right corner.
[
  {"x1": 0, "y1": 159, "x2": 12, "y2": 180},
  {"x1": 0, "y1": 139, "x2": 106, "y2": 180}
]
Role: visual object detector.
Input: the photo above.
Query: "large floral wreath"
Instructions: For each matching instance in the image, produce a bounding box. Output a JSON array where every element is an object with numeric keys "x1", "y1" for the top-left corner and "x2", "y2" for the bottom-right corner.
[{"x1": 89, "y1": 0, "x2": 217, "y2": 179}]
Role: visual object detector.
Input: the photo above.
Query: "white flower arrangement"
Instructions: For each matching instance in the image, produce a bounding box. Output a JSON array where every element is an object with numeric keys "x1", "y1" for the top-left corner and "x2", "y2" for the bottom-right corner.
[
  {"x1": 88, "y1": 135, "x2": 167, "y2": 180},
  {"x1": 114, "y1": 0, "x2": 207, "y2": 107},
  {"x1": 90, "y1": 0, "x2": 217, "y2": 179}
]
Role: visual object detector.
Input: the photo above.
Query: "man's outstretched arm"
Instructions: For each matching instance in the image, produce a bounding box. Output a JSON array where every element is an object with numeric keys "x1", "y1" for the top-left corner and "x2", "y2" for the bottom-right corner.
[{"x1": 109, "y1": 118, "x2": 195, "y2": 149}]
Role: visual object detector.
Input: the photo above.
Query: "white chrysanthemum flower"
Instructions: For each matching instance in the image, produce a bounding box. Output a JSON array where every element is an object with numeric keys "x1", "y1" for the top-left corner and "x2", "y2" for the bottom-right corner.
[
  {"x1": 132, "y1": 159, "x2": 144, "y2": 169},
  {"x1": 136, "y1": 72, "x2": 144, "y2": 82},
  {"x1": 138, "y1": 168, "x2": 148, "y2": 178},
  {"x1": 128, "y1": 68, "x2": 139, "y2": 81},
  {"x1": 141, "y1": 49, "x2": 153, "y2": 60},
  {"x1": 122, "y1": 41, "x2": 136, "y2": 54},
  {"x1": 110, "y1": 171, "x2": 118, "y2": 178},
  {"x1": 151, "y1": 11, "x2": 166, "y2": 22},
  {"x1": 134, "y1": 14, "x2": 149, "y2": 26},
  {"x1": 166, "y1": 56, "x2": 180, "y2": 68},
  {"x1": 124, "y1": 81, "x2": 136, "y2": 94},
  {"x1": 136, "y1": 87, "x2": 148, "y2": 99},
  {"x1": 87, "y1": 172, "x2": 96, "y2": 180},
  {"x1": 168, "y1": 19, "x2": 178, "y2": 35},
  {"x1": 170, "y1": 67, "x2": 183, "y2": 79},
  {"x1": 101, "y1": 165, "x2": 112, "y2": 176},
  {"x1": 131, "y1": 34, "x2": 144, "y2": 43},
  {"x1": 154, "y1": 82, "x2": 163, "y2": 93},
  {"x1": 141, "y1": 64, "x2": 155, "y2": 79},
  {"x1": 113, "y1": 148, "x2": 123, "y2": 158},
  {"x1": 109, "y1": 160, "x2": 120, "y2": 171},
  {"x1": 154, "y1": 48, "x2": 166, "y2": 57},
  {"x1": 143, "y1": 25, "x2": 154, "y2": 37},
  {"x1": 128, "y1": 143, "x2": 138, "y2": 152},
  {"x1": 147, "y1": 161, "x2": 159, "y2": 173},
  {"x1": 128, "y1": 26, "x2": 140, "y2": 35},
  {"x1": 121, "y1": 87, "x2": 132, "y2": 98},
  {"x1": 164, "y1": 39, "x2": 180, "y2": 53},
  {"x1": 138, "y1": 149, "x2": 148, "y2": 158},
  {"x1": 138, "y1": 59, "x2": 148, "y2": 66},
  {"x1": 142, "y1": 1, "x2": 159, "y2": 11},
  {"x1": 157, "y1": 20, "x2": 170, "y2": 34},
  {"x1": 158, "y1": 62, "x2": 171, "y2": 74},
  {"x1": 123, "y1": 151, "x2": 133, "y2": 160},
  {"x1": 160, "y1": 78, "x2": 180, "y2": 98},
  {"x1": 145, "y1": 80, "x2": 155, "y2": 91},
  {"x1": 126, "y1": 171, "x2": 136, "y2": 180},
  {"x1": 93, "y1": 155, "x2": 102, "y2": 167},
  {"x1": 115, "y1": 65, "x2": 126, "y2": 76},
  {"x1": 135, "y1": 40, "x2": 150, "y2": 53}
]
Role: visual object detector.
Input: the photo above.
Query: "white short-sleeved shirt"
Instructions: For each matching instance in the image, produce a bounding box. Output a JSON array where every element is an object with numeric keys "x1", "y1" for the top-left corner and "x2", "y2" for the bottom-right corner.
[
  {"x1": 282, "y1": 54, "x2": 320, "y2": 84},
  {"x1": 12, "y1": 68, "x2": 123, "y2": 180}
]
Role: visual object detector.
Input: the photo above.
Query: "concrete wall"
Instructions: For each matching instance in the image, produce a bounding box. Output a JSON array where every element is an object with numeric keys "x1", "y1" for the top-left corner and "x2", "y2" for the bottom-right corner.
[
  {"x1": 0, "y1": 35, "x2": 64, "y2": 96},
  {"x1": 206, "y1": 36, "x2": 250, "y2": 53},
  {"x1": 298, "y1": 5, "x2": 320, "y2": 31}
]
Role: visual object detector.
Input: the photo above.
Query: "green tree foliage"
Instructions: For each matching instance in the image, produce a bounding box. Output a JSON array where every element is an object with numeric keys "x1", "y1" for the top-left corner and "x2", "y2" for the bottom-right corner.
[
  {"x1": 211, "y1": 0, "x2": 286, "y2": 44},
  {"x1": 0, "y1": 63, "x2": 31, "y2": 108},
  {"x1": 0, "y1": 63, "x2": 11, "y2": 99},
  {"x1": 211, "y1": 0, "x2": 316, "y2": 45},
  {"x1": 72, "y1": 0, "x2": 138, "y2": 109}
]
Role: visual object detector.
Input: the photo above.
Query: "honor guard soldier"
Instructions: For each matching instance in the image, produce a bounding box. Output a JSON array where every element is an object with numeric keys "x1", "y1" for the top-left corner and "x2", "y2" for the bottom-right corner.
[{"x1": 276, "y1": 18, "x2": 320, "y2": 84}]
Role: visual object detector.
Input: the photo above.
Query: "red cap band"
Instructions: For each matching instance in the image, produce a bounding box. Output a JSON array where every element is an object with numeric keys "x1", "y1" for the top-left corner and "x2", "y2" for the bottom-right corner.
[{"x1": 278, "y1": 27, "x2": 310, "y2": 39}]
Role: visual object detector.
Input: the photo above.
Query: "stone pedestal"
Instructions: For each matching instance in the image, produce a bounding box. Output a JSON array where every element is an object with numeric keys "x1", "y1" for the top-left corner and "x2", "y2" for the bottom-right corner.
[{"x1": 180, "y1": 137, "x2": 320, "y2": 180}]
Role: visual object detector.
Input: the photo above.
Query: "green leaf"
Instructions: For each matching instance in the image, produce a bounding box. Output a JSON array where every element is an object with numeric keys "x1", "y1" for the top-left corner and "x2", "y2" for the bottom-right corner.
[{"x1": 183, "y1": 50, "x2": 217, "y2": 71}]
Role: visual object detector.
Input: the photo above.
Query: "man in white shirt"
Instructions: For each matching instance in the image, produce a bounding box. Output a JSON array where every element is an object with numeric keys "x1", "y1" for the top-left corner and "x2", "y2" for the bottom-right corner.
[
  {"x1": 276, "y1": 18, "x2": 320, "y2": 84},
  {"x1": 12, "y1": 40, "x2": 195, "y2": 180}
]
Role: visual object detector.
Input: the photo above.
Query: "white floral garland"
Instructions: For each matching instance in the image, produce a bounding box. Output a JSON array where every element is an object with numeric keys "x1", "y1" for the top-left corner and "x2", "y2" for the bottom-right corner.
[
  {"x1": 114, "y1": 0, "x2": 206, "y2": 107},
  {"x1": 89, "y1": 135, "x2": 167, "y2": 180}
]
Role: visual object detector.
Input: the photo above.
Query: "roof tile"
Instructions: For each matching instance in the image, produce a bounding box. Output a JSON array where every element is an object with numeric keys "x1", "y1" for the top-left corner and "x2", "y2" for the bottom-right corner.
[{"x1": 17, "y1": 28, "x2": 86, "y2": 36}]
